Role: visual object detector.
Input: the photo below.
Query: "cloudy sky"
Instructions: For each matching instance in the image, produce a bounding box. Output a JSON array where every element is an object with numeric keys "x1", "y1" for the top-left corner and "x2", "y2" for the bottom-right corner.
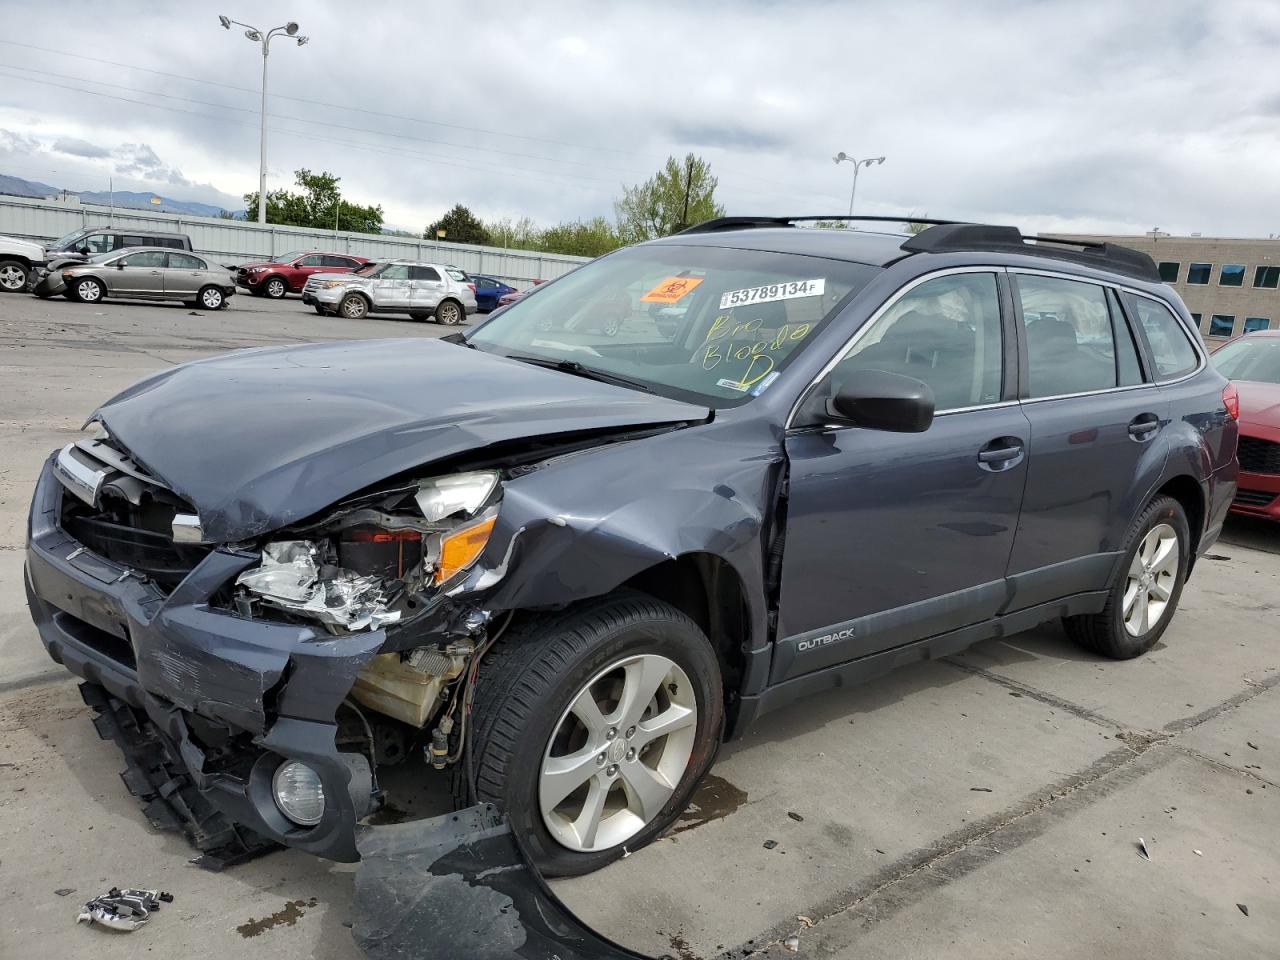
[{"x1": 1, "y1": 0, "x2": 1278, "y2": 236}]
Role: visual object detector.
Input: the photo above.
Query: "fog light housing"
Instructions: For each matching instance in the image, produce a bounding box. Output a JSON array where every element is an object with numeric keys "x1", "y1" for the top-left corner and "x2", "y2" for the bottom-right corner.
[{"x1": 272, "y1": 760, "x2": 326, "y2": 826}]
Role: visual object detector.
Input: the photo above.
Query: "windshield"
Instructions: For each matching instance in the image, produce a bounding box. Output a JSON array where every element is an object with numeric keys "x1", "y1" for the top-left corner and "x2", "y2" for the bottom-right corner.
[
  {"x1": 1212, "y1": 336, "x2": 1280, "y2": 384},
  {"x1": 50, "y1": 230, "x2": 87, "y2": 250},
  {"x1": 467, "y1": 243, "x2": 876, "y2": 406}
]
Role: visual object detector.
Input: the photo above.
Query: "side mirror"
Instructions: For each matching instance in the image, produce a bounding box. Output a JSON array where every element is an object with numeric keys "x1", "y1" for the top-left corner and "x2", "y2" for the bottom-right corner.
[
  {"x1": 116, "y1": 261, "x2": 127, "y2": 270},
  {"x1": 825, "y1": 370, "x2": 935, "y2": 433}
]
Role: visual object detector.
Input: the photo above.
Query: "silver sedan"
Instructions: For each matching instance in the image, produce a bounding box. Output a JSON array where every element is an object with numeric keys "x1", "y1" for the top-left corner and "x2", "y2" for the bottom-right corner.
[{"x1": 60, "y1": 248, "x2": 236, "y2": 310}]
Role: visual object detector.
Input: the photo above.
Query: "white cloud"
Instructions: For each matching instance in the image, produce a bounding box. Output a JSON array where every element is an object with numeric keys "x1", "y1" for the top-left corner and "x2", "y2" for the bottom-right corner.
[{"x1": 0, "y1": 0, "x2": 1277, "y2": 235}]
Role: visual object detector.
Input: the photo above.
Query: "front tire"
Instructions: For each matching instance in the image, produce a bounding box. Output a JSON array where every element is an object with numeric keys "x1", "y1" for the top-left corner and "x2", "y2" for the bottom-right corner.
[
  {"x1": 73, "y1": 277, "x2": 105, "y2": 304},
  {"x1": 0, "y1": 259, "x2": 29, "y2": 292},
  {"x1": 339, "y1": 293, "x2": 369, "y2": 319},
  {"x1": 263, "y1": 276, "x2": 287, "y2": 299},
  {"x1": 1064, "y1": 495, "x2": 1189, "y2": 659},
  {"x1": 466, "y1": 594, "x2": 723, "y2": 877}
]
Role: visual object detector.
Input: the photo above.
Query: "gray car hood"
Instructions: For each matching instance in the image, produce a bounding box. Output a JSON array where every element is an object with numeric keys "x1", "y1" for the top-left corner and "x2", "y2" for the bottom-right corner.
[{"x1": 92, "y1": 338, "x2": 707, "y2": 542}]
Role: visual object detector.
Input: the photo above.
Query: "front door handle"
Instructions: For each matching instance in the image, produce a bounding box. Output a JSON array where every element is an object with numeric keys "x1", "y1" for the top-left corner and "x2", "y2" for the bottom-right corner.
[
  {"x1": 978, "y1": 436, "x2": 1025, "y2": 471},
  {"x1": 1128, "y1": 413, "x2": 1160, "y2": 441}
]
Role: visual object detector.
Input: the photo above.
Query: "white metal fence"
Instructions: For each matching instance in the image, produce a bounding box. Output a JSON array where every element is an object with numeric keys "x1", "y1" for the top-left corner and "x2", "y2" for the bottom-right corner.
[{"x1": 0, "y1": 194, "x2": 590, "y2": 285}]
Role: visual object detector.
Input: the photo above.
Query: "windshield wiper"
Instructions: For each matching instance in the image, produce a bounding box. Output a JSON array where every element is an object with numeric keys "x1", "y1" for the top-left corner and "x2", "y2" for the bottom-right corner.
[{"x1": 502, "y1": 354, "x2": 653, "y2": 393}]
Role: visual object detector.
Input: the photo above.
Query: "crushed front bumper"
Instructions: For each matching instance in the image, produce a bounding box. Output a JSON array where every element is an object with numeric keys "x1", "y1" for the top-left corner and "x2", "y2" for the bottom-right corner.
[{"x1": 25, "y1": 455, "x2": 383, "y2": 861}]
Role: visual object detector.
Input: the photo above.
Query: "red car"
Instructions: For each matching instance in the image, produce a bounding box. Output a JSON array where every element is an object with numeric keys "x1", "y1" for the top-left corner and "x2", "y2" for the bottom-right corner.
[
  {"x1": 1213, "y1": 330, "x2": 1280, "y2": 520},
  {"x1": 236, "y1": 251, "x2": 370, "y2": 299}
]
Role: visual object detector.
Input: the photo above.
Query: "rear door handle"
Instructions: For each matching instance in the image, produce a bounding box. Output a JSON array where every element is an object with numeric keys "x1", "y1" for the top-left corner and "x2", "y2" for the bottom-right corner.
[
  {"x1": 1128, "y1": 413, "x2": 1160, "y2": 440},
  {"x1": 978, "y1": 437, "x2": 1025, "y2": 470}
]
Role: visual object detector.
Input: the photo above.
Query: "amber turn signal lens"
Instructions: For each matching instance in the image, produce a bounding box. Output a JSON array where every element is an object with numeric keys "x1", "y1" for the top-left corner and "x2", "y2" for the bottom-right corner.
[{"x1": 435, "y1": 516, "x2": 496, "y2": 583}]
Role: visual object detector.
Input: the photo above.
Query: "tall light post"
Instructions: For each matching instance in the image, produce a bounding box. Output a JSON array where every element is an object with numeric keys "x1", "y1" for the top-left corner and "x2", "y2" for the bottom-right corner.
[
  {"x1": 833, "y1": 152, "x2": 885, "y2": 217},
  {"x1": 219, "y1": 15, "x2": 309, "y2": 225}
]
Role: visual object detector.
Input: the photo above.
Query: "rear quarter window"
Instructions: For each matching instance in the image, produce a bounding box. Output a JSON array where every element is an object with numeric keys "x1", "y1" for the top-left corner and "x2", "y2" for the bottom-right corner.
[
  {"x1": 1125, "y1": 294, "x2": 1200, "y2": 381},
  {"x1": 445, "y1": 268, "x2": 469, "y2": 282}
]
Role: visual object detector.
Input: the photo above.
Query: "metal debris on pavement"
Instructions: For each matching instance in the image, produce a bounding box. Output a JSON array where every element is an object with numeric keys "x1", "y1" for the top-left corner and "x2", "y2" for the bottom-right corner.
[
  {"x1": 763, "y1": 839, "x2": 779, "y2": 850},
  {"x1": 1137, "y1": 838, "x2": 1151, "y2": 861},
  {"x1": 1194, "y1": 850, "x2": 1203, "y2": 857},
  {"x1": 1237, "y1": 903, "x2": 1249, "y2": 917},
  {"x1": 783, "y1": 934, "x2": 800, "y2": 952},
  {"x1": 1247, "y1": 742, "x2": 1259, "y2": 750},
  {"x1": 77, "y1": 888, "x2": 174, "y2": 932},
  {"x1": 787, "y1": 811, "x2": 804, "y2": 822}
]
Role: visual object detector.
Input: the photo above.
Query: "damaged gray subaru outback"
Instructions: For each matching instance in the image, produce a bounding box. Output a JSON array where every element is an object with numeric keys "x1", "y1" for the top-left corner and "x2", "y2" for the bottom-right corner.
[{"x1": 25, "y1": 216, "x2": 1238, "y2": 877}]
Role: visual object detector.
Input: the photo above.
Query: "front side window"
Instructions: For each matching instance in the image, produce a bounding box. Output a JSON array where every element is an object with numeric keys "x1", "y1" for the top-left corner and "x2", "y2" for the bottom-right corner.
[
  {"x1": 1255, "y1": 265, "x2": 1280, "y2": 289},
  {"x1": 275, "y1": 250, "x2": 307, "y2": 263},
  {"x1": 169, "y1": 253, "x2": 206, "y2": 270},
  {"x1": 1209, "y1": 314, "x2": 1236, "y2": 337},
  {"x1": 1157, "y1": 261, "x2": 1179, "y2": 283},
  {"x1": 1244, "y1": 317, "x2": 1271, "y2": 334},
  {"x1": 117, "y1": 250, "x2": 168, "y2": 268},
  {"x1": 82, "y1": 234, "x2": 113, "y2": 254},
  {"x1": 1186, "y1": 263, "x2": 1212, "y2": 284},
  {"x1": 1219, "y1": 264, "x2": 1246, "y2": 287},
  {"x1": 296, "y1": 254, "x2": 325, "y2": 267},
  {"x1": 825, "y1": 272, "x2": 1003, "y2": 412},
  {"x1": 468, "y1": 243, "x2": 877, "y2": 407},
  {"x1": 1213, "y1": 335, "x2": 1280, "y2": 384},
  {"x1": 377, "y1": 264, "x2": 410, "y2": 281},
  {"x1": 1017, "y1": 275, "x2": 1119, "y2": 398},
  {"x1": 1125, "y1": 294, "x2": 1200, "y2": 380}
]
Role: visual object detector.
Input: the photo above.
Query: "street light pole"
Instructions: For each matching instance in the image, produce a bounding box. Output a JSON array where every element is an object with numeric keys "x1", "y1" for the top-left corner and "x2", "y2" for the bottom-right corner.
[
  {"x1": 219, "y1": 15, "x2": 309, "y2": 225},
  {"x1": 833, "y1": 152, "x2": 886, "y2": 217}
]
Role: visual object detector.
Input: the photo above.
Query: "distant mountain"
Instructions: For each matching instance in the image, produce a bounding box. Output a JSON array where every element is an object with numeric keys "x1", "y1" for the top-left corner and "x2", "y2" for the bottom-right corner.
[
  {"x1": 0, "y1": 174, "x2": 59, "y2": 198},
  {"x1": 0, "y1": 174, "x2": 230, "y2": 217}
]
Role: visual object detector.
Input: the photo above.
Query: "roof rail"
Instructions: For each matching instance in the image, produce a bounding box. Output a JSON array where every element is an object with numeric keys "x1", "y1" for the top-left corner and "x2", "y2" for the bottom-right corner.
[
  {"x1": 901, "y1": 223, "x2": 1160, "y2": 283},
  {"x1": 676, "y1": 214, "x2": 960, "y2": 235}
]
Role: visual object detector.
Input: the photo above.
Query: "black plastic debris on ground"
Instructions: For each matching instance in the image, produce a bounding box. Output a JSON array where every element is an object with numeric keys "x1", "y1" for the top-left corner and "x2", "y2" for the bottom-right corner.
[
  {"x1": 353, "y1": 804, "x2": 654, "y2": 960},
  {"x1": 80, "y1": 683, "x2": 277, "y2": 870}
]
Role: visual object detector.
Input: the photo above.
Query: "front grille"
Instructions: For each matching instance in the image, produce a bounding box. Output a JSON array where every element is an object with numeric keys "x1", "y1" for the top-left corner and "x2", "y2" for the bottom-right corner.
[
  {"x1": 1238, "y1": 435, "x2": 1280, "y2": 474},
  {"x1": 1234, "y1": 488, "x2": 1278, "y2": 509},
  {"x1": 62, "y1": 510, "x2": 209, "y2": 588}
]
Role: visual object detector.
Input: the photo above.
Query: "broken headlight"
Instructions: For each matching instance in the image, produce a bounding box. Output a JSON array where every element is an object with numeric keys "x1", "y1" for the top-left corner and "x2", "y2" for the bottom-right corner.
[{"x1": 234, "y1": 470, "x2": 501, "y2": 631}]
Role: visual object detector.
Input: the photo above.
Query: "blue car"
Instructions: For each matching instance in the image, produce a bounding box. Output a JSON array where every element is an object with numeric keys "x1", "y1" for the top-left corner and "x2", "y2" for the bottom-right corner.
[{"x1": 471, "y1": 274, "x2": 517, "y2": 311}]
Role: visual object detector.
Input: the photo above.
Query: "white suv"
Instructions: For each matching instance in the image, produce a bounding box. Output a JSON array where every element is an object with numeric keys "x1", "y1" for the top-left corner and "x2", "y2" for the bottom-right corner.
[
  {"x1": 0, "y1": 234, "x2": 47, "y2": 293},
  {"x1": 302, "y1": 260, "x2": 478, "y2": 324}
]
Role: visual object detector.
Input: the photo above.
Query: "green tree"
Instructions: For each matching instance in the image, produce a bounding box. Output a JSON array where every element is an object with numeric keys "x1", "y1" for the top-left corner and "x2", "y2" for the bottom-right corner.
[
  {"x1": 484, "y1": 215, "x2": 542, "y2": 250},
  {"x1": 614, "y1": 153, "x2": 724, "y2": 243},
  {"x1": 904, "y1": 215, "x2": 932, "y2": 235},
  {"x1": 538, "y1": 217, "x2": 621, "y2": 258},
  {"x1": 242, "y1": 169, "x2": 383, "y2": 233},
  {"x1": 425, "y1": 204, "x2": 490, "y2": 245}
]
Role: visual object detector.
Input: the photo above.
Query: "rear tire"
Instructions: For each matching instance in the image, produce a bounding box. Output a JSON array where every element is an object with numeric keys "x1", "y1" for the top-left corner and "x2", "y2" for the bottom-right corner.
[
  {"x1": 1063, "y1": 495, "x2": 1189, "y2": 659},
  {"x1": 197, "y1": 286, "x2": 225, "y2": 311},
  {"x1": 339, "y1": 293, "x2": 369, "y2": 319},
  {"x1": 263, "y1": 276, "x2": 287, "y2": 299},
  {"x1": 464, "y1": 593, "x2": 723, "y2": 878},
  {"x1": 434, "y1": 299, "x2": 463, "y2": 325},
  {"x1": 0, "y1": 259, "x2": 29, "y2": 292}
]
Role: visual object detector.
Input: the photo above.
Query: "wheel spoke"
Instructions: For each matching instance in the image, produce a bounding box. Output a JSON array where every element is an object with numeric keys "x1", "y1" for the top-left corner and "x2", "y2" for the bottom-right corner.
[
  {"x1": 613, "y1": 657, "x2": 672, "y2": 730},
  {"x1": 1150, "y1": 574, "x2": 1173, "y2": 602},
  {"x1": 633, "y1": 702, "x2": 695, "y2": 749},
  {"x1": 571, "y1": 777, "x2": 609, "y2": 848},
  {"x1": 540, "y1": 748, "x2": 600, "y2": 814},
  {"x1": 1122, "y1": 580, "x2": 1141, "y2": 617},
  {"x1": 569, "y1": 688, "x2": 609, "y2": 742},
  {"x1": 619, "y1": 762, "x2": 675, "y2": 823},
  {"x1": 1150, "y1": 535, "x2": 1178, "y2": 575}
]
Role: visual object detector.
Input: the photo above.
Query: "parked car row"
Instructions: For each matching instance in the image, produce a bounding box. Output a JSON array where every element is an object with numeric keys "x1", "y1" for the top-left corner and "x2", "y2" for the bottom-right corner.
[{"x1": 0, "y1": 229, "x2": 531, "y2": 322}]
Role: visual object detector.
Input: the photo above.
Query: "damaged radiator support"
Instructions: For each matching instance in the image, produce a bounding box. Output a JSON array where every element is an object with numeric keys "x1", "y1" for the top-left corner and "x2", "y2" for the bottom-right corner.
[{"x1": 80, "y1": 683, "x2": 278, "y2": 870}]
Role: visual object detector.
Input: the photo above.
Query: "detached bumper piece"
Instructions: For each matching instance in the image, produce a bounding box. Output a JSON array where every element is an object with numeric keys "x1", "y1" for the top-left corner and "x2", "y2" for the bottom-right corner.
[
  {"x1": 81, "y1": 682, "x2": 278, "y2": 869},
  {"x1": 353, "y1": 804, "x2": 653, "y2": 960},
  {"x1": 77, "y1": 887, "x2": 174, "y2": 932}
]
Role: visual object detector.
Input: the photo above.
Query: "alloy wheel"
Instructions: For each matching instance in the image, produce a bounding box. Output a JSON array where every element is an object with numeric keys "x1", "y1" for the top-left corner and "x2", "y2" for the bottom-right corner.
[
  {"x1": 266, "y1": 278, "x2": 286, "y2": 298},
  {"x1": 539, "y1": 654, "x2": 697, "y2": 853},
  {"x1": 1122, "y1": 522, "x2": 1179, "y2": 637},
  {"x1": 0, "y1": 264, "x2": 25, "y2": 291},
  {"x1": 77, "y1": 279, "x2": 102, "y2": 302},
  {"x1": 201, "y1": 288, "x2": 223, "y2": 310},
  {"x1": 438, "y1": 301, "x2": 461, "y2": 325}
]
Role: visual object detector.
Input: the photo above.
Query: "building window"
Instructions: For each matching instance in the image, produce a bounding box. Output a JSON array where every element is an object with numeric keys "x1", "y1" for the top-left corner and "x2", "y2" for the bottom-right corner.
[
  {"x1": 1157, "y1": 261, "x2": 1179, "y2": 283},
  {"x1": 1244, "y1": 317, "x2": 1271, "y2": 334},
  {"x1": 1209, "y1": 314, "x2": 1236, "y2": 337},
  {"x1": 1219, "y1": 264, "x2": 1246, "y2": 287},
  {"x1": 1255, "y1": 265, "x2": 1280, "y2": 288},
  {"x1": 1186, "y1": 263, "x2": 1212, "y2": 284}
]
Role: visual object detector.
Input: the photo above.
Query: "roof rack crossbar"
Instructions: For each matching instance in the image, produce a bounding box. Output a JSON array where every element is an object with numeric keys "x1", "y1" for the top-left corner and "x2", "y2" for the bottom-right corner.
[
  {"x1": 900, "y1": 223, "x2": 1161, "y2": 283},
  {"x1": 676, "y1": 214, "x2": 962, "y2": 235}
]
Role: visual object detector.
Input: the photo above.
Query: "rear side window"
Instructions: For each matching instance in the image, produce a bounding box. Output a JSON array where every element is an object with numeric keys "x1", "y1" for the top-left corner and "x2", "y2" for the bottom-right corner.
[
  {"x1": 1125, "y1": 294, "x2": 1200, "y2": 381},
  {"x1": 120, "y1": 235, "x2": 149, "y2": 248},
  {"x1": 831, "y1": 272, "x2": 1004, "y2": 412},
  {"x1": 322, "y1": 255, "x2": 356, "y2": 268},
  {"x1": 1106, "y1": 289, "x2": 1145, "y2": 386},
  {"x1": 1017, "y1": 275, "x2": 1120, "y2": 398},
  {"x1": 410, "y1": 266, "x2": 442, "y2": 281},
  {"x1": 169, "y1": 253, "x2": 206, "y2": 270}
]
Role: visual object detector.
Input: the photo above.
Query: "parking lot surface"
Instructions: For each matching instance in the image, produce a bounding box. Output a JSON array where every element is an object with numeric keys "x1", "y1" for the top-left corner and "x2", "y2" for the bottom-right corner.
[{"x1": 1, "y1": 292, "x2": 1277, "y2": 959}]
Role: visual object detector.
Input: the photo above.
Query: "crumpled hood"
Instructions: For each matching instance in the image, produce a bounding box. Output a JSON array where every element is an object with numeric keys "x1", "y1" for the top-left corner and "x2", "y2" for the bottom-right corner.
[
  {"x1": 1237, "y1": 380, "x2": 1280, "y2": 427},
  {"x1": 93, "y1": 338, "x2": 707, "y2": 543}
]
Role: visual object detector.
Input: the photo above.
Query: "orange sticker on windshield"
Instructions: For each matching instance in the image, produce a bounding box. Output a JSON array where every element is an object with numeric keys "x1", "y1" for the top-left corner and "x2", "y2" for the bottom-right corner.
[{"x1": 640, "y1": 276, "x2": 703, "y2": 303}]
